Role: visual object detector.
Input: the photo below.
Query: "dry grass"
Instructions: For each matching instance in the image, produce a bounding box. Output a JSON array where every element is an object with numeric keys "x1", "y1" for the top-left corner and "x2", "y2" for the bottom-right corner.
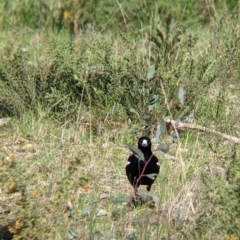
[{"x1": 1, "y1": 107, "x2": 237, "y2": 239}]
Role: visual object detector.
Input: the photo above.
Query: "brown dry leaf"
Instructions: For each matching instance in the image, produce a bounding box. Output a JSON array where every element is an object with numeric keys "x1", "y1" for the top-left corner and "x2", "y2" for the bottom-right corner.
[
  {"x1": 66, "y1": 200, "x2": 73, "y2": 210},
  {"x1": 31, "y1": 190, "x2": 37, "y2": 197},
  {"x1": 15, "y1": 220, "x2": 21, "y2": 228},
  {"x1": 64, "y1": 11, "x2": 70, "y2": 19},
  {"x1": 7, "y1": 152, "x2": 15, "y2": 165},
  {"x1": 8, "y1": 152, "x2": 14, "y2": 159},
  {"x1": 15, "y1": 144, "x2": 35, "y2": 153},
  {"x1": 82, "y1": 182, "x2": 92, "y2": 191},
  {"x1": 0, "y1": 166, "x2": 7, "y2": 172},
  {"x1": 77, "y1": 209, "x2": 81, "y2": 216},
  {"x1": 7, "y1": 181, "x2": 17, "y2": 193},
  {"x1": 229, "y1": 235, "x2": 238, "y2": 240}
]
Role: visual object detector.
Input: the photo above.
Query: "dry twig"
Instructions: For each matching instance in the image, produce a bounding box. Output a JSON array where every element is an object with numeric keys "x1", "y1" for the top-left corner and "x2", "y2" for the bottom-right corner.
[{"x1": 167, "y1": 120, "x2": 240, "y2": 144}]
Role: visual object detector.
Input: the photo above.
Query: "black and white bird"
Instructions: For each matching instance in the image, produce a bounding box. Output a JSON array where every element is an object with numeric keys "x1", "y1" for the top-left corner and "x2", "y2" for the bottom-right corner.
[{"x1": 126, "y1": 136, "x2": 160, "y2": 191}]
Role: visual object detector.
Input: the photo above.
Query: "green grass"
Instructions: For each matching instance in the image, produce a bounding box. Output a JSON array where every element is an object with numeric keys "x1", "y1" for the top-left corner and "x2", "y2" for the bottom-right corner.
[{"x1": 0, "y1": 0, "x2": 240, "y2": 239}]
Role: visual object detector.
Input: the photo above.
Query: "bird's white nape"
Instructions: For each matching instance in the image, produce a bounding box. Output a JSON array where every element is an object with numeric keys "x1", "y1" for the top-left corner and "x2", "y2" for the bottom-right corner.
[{"x1": 141, "y1": 139, "x2": 148, "y2": 147}]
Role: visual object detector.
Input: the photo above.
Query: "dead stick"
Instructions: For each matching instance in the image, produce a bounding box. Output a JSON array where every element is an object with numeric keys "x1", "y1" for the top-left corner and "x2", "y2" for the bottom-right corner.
[
  {"x1": 167, "y1": 120, "x2": 240, "y2": 144},
  {"x1": 134, "y1": 154, "x2": 154, "y2": 194}
]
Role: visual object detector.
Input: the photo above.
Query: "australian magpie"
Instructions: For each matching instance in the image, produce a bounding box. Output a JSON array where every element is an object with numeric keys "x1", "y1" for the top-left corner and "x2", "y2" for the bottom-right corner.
[{"x1": 126, "y1": 136, "x2": 160, "y2": 191}]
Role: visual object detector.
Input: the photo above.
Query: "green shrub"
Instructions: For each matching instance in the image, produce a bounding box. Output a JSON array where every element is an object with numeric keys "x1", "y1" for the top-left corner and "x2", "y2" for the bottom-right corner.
[
  {"x1": 0, "y1": 49, "x2": 38, "y2": 116},
  {"x1": 192, "y1": 146, "x2": 240, "y2": 238},
  {"x1": 1, "y1": 12, "x2": 239, "y2": 129}
]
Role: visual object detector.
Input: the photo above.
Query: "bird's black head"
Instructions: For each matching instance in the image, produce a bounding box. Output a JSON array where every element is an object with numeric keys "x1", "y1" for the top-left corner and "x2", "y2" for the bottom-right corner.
[{"x1": 138, "y1": 136, "x2": 152, "y2": 153}]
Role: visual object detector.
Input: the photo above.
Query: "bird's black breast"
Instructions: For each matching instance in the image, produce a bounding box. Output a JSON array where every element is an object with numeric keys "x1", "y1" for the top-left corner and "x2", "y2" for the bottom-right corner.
[{"x1": 125, "y1": 154, "x2": 160, "y2": 187}]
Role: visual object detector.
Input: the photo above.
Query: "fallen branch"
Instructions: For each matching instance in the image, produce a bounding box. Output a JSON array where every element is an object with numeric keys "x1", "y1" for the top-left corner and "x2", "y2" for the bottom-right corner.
[{"x1": 167, "y1": 120, "x2": 240, "y2": 144}]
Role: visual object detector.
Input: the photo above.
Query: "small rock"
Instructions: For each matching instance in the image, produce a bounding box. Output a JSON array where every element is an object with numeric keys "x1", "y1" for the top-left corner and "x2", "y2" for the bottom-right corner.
[{"x1": 97, "y1": 209, "x2": 107, "y2": 216}]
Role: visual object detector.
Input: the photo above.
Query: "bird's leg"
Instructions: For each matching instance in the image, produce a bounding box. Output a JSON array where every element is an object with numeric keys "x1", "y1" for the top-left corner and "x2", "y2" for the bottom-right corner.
[
  {"x1": 134, "y1": 187, "x2": 138, "y2": 196},
  {"x1": 133, "y1": 177, "x2": 139, "y2": 195},
  {"x1": 146, "y1": 185, "x2": 151, "y2": 191}
]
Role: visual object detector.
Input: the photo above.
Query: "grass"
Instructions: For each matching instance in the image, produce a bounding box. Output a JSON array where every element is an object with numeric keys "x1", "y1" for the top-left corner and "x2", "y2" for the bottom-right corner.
[
  {"x1": 0, "y1": 0, "x2": 240, "y2": 239},
  {"x1": 1, "y1": 108, "x2": 239, "y2": 239}
]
